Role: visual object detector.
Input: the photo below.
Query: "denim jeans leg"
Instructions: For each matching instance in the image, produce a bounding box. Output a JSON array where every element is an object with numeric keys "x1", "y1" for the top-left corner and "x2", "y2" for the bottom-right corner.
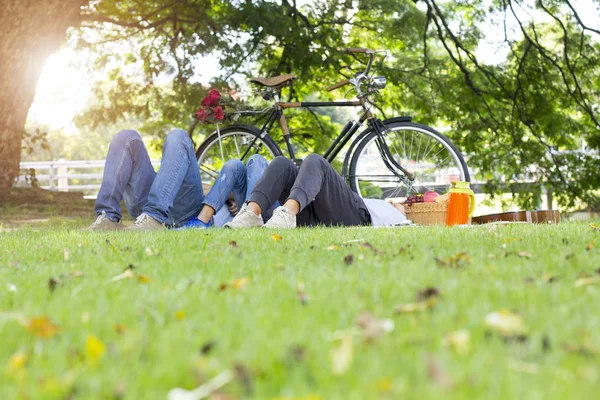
[
  {"x1": 143, "y1": 129, "x2": 204, "y2": 226},
  {"x1": 202, "y1": 159, "x2": 247, "y2": 214},
  {"x1": 95, "y1": 130, "x2": 156, "y2": 222},
  {"x1": 245, "y1": 154, "x2": 277, "y2": 221},
  {"x1": 213, "y1": 205, "x2": 233, "y2": 227}
]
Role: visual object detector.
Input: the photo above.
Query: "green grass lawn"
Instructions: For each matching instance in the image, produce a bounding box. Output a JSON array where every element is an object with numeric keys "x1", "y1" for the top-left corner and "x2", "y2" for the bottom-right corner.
[{"x1": 1, "y1": 221, "x2": 600, "y2": 399}]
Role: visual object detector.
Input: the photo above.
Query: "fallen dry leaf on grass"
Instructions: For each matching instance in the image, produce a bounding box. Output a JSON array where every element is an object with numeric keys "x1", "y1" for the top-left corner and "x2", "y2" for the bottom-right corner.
[
  {"x1": 574, "y1": 276, "x2": 600, "y2": 287},
  {"x1": 229, "y1": 241, "x2": 239, "y2": 249},
  {"x1": 376, "y1": 377, "x2": 393, "y2": 393},
  {"x1": 200, "y1": 341, "x2": 217, "y2": 355},
  {"x1": 443, "y1": 330, "x2": 471, "y2": 354},
  {"x1": 517, "y1": 251, "x2": 532, "y2": 259},
  {"x1": 416, "y1": 287, "x2": 441, "y2": 302},
  {"x1": 85, "y1": 335, "x2": 106, "y2": 364},
  {"x1": 23, "y1": 316, "x2": 60, "y2": 338},
  {"x1": 284, "y1": 345, "x2": 307, "y2": 365},
  {"x1": 426, "y1": 355, "x2": 453, "y2": 388},
  {"x1": 395, "y1": 287, "x2": 440, "y2": 314},
  {"x1": 175, "y1": 311, "x2": 186, "y2": 320},
  {"x1": 586, "y1": 241, "x2": 595, "y2": 251},
  {"x1": 355, "y1": 312, "x2": 394, "y2": 342},
  {"x1": 562, "y1": 341, "x2": 600, "y2": 357},
  {"x1": 5, "y1": 350, "x2": 28, "y2": 378},
  {"x1": 114, "y1": 324, "x2": 126, "y2": 335},
  {"x1": 219, "y1": 277, "x2": 251, "y2": 291},
  {"x1": 168, "y1": 370, "x2": 234, "y2": 400},
  {"x1": 48, "y1": 277, "x2": 62, "y2": 293},
  {"x1": 359, "y1": 242, "x2": 381, "y2": 254},
  {"x1": 435, "y1": 252, "x2": 470, "y2": 268},
  {"x1": 296, "y1": 282, "x2": 309, "y2": 305},
  {"x1": 343, "y1": 254, "x2": 354, "y2": 265},
  {"x1": 270, "y1": 234, "x2": 283, "y2": 241},
  {"x1": 394, "y1": 301, "x2": 433, "y2": 314},
  {"x1": 111, "y1": 269, "x2": 135, "y2": 282},
  {"x1": 543, "y1": 273, "x2": 559, "y2": 283},
  {"x1": 484, "y1": 310, "x2": 526, "y2": 336},
  {"x1": 111, "y1": 267, "x2": 150, "y2": 283},
  {"x1": 589, "y1": 223, "x2": 600, "y2": 232},
  {"x1": 330, "y1": 332, "x2": 353, "y2": 375}
]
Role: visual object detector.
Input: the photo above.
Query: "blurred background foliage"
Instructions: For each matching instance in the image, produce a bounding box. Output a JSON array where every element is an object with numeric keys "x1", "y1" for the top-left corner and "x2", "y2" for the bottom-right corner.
[{"x1": 25, "y1": 0, "x2": 600, "y2": 209}]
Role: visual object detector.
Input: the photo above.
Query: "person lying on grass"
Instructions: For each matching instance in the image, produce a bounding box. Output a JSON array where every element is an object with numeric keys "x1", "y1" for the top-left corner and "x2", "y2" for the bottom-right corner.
[
  {"x1": 87, "y1": 129, "x2": 273, "y2": 231},
  {"x1": 224, "y1": 154, "x2": 409, "y2": 229}
]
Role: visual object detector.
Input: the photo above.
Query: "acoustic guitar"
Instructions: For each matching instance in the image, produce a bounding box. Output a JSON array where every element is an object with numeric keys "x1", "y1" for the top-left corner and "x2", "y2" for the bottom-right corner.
[{"x1": 472, "y1": 210, "x2": 560, "y2": 225}]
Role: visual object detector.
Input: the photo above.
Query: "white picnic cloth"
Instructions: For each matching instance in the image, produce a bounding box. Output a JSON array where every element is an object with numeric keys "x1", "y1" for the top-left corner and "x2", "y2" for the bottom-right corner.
[{"x1": 363, "y1": 199, "x2": 408, "y2": 227}]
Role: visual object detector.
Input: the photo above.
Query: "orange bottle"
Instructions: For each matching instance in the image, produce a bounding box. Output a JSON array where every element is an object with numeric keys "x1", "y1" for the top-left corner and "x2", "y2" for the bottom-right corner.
[{"x1": 446, "y1": 181, "x2": 475, "y2": 226}]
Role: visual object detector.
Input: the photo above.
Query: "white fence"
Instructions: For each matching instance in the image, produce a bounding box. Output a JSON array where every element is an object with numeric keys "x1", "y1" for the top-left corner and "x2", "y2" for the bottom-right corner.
[{"x1": 18, "y1": 159, "x2": 160, "y2": 193}]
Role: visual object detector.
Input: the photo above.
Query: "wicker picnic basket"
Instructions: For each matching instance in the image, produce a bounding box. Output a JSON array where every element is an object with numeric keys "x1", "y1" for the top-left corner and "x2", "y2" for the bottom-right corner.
[{"x1": 404, "y1": 202, "x2": 448, "y2": 226}]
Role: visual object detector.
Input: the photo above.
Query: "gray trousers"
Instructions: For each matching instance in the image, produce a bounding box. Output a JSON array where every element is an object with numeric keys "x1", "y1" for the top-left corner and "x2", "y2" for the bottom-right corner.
[{"x1": 248, "y1": 154, "x2": 371, "y2": 227}]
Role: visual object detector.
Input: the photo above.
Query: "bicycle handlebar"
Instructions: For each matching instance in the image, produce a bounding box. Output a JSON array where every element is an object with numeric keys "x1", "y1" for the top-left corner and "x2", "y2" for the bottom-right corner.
[
  {"x1": 338, "y1": 47, "x2": 371, "y2": 54},
  {"x1": 327, "y1": 79, "x2": 351, "y2": 92},
  {"x1": 328, "y1": 47, "x2": 382, "y2": 93}
]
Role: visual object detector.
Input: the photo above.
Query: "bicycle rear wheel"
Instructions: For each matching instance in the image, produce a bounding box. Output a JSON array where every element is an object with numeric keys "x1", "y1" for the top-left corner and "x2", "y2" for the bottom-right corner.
[
  {"x1": 195, "y1": 124, "x2": 282, "y2": 186},
  {"x1": 348, "y1": 121, "x2": 469, "y2": 199}
]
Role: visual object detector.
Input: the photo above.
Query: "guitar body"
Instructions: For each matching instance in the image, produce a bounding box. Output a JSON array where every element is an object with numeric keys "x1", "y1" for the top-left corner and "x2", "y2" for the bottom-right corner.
[{"x1": 472, "y1": 210, "x2": 560, "y2": 225}]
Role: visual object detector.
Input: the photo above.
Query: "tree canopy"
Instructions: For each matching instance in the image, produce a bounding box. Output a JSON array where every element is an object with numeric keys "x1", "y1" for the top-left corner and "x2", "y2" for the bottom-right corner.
[{"x1": 64, "y1": 0, "x2": 600, "y2": 208}]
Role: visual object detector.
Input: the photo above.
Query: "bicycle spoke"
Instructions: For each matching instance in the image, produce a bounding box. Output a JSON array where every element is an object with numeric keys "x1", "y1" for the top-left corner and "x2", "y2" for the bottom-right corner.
[
  {"x1": 416, "y1": 132, "x2": 422, "y2": 163},
  {"x1": 419, "y1": 136, "x2": 435, "y2": 162},
  {"x1": 350, "y1": 123, "x2": 468, "y2": 200},
  {"x1": 199, "y1": 164, "x2": 220, "y2": 179},
  {"x1": 234, "y1": 135, "x2": 241, "y2": 159},
  {"x1": 403, "y1": 131, "x2": 407, "y2": 161},
  {"x1": 197, "y1": 128, "x2": 280, "y2": 188}
]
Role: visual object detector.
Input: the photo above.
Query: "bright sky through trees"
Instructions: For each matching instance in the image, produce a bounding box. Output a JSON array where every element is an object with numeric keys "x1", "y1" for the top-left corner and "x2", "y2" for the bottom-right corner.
[{"x1": 27, "y1": 0, "x2": 600, "y2": 133}]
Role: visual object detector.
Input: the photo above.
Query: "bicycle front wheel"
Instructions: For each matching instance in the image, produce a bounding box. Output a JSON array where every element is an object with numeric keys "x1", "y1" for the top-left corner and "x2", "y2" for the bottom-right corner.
[
  {"x1": 195, "y1": 124, "x2": 282, "y2": 186},
  {"x1": 348, "y1": 121, "x2": 469, "y2": 199}
]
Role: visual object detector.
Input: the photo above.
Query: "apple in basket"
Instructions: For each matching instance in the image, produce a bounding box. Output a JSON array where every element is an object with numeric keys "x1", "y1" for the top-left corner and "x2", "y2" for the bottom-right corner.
[{"x1": 423, "y1": 191, "x2": 439, "y2": 203}]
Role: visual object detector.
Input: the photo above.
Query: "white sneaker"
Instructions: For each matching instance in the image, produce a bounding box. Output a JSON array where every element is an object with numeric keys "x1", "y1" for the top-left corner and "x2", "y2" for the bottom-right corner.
[
  {"x1": 264, "y1": 206, "x2": 296, "y2": 229},
  {"x1": 86, "y1": 211, "x2": 124, "y2": 231},
  {"x1": 126, "y1": 213, "x2": 165, "y2": 231},
  {"x1": 223, "y1": 203, "x2": 264, "y2": 229}
]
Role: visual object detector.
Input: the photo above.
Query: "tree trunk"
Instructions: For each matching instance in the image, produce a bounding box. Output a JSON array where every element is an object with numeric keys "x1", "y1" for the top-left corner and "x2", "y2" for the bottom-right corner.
[{"x1": 0, "y1": 0, "x2": 86, "y2": 190}]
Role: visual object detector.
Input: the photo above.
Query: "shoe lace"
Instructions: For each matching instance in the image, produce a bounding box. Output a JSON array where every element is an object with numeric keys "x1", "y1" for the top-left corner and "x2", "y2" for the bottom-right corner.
[
  {"x1": 277, "y1": 207, "x2": 295, "y2": 226},
  {"x1": 90, "y1": 211, "x2": 107, "y2": 227},
  {"x1": 132, "y1": 213, "x2": 150, "y2": 226}
]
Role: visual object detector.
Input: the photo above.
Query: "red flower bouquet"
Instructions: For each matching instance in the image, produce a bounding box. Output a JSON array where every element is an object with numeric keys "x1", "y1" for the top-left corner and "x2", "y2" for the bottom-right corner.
[{"x1": 195, "y1": 89, "x2": 225, "y2": 124}]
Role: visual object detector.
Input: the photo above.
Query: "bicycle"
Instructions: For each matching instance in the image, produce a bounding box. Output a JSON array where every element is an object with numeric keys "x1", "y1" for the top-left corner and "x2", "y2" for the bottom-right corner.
[{"x1": 192, "y1": 47, "x2": 470, "y2": 200}]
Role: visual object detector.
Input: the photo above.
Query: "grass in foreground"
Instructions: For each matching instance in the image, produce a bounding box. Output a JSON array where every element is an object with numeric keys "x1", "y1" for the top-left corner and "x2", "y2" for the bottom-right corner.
[{"x1": 1, "y1": 221, "x2": 600, "y2": 399}]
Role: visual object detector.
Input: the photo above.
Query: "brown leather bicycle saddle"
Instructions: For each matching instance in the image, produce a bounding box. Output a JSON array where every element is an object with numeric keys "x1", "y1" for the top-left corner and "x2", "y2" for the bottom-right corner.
[{"x1": 249, "y1": 74, "x2": 296, "y2": 88}]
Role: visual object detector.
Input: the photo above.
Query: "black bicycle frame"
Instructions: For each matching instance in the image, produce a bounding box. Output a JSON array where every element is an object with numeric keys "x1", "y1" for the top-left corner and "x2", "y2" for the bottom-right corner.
[{"x1": 237, "y1": 99, "x2": 414, "y2": 182}]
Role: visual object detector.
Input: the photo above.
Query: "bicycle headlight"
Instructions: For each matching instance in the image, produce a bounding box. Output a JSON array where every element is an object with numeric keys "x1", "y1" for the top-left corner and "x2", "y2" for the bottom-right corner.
[{"x1": 372, "y1": 76, "x2": 386, "y2": 89}]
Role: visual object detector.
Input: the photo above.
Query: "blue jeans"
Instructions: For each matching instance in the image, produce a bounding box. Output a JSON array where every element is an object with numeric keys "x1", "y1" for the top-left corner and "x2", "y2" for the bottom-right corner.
[
  {"x1": 95, "y1": 129, "x2": 269, "y2": 227},
  {"x1": 205, "y1": 154, "x2": 270, "y2": 226}
]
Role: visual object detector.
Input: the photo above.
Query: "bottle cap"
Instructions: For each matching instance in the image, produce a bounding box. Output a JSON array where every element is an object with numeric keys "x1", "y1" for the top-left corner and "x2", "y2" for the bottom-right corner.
[
  {"x1": 450, "y1": 181, "x2": 475, "y2": 196},
  {"x1": 452, "y1": 181, "x2": 471, "y2": 189}
]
